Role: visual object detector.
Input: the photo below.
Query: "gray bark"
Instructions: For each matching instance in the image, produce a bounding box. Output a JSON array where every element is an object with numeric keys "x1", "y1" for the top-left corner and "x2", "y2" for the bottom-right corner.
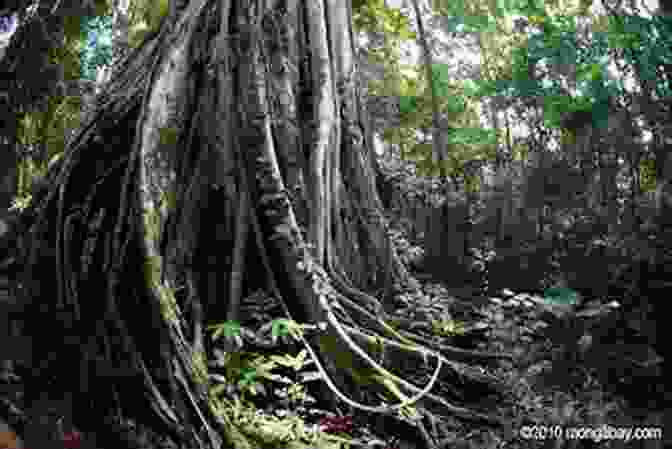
[{"x1": 6, "y1": 2, "x2": 507, "y2": 448}]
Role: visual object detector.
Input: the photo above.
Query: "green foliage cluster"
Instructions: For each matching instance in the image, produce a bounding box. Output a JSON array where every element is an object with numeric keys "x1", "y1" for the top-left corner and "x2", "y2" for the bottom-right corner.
[
  {"x1": 10, "y1": 3, "x2": 113, "y2": 204},
  {"x1": 481, "y1": 13, "x2": 671, "y2": 128},
  {"x1": 352, "y1": 0, "x2": 416, "y2": 40},
  {"x1": 432, "y1": 0, "x2": 546, "y2": 22},
  {"x1": 18, "y1": 96, "x2": 82, "y2": 157},
  {"x1": 127, "y1": 0, "x2": 170, "y2": 48},
  {"x1": 80, "y1": 14, "x2": 113, "y2": 81},
  {"x1": 15, "y1": 94, "x2": 83, "y2": 197},
  {"x1": 606, "y1": 14, "x2": 672, "y2": 101},
  {"x1": 357, "y1": 0, "x2": 672, "y2": 187},
  {"x1": 59, "y1": 16, "x2": 88, "y2": 81},
  {"x1": 206, "y1": 320, "x2": 358, "y2": 447},
  {"x1": 639, "y1": 158, "x2": 656, "y2": 193},
  {"x1": 355, "y1": 1, "x2": 496, "y2": 182}
]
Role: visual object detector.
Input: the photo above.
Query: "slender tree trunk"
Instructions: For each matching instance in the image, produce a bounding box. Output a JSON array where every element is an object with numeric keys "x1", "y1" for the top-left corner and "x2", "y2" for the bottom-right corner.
[
  {"x1": 409, "y1": 0, "x2": 446, "y2": 173},
  {"x1": 0, "y1": 120, "x2": 18, "y2": 214},
  {"x1": 110, "y1": 0, "x2": 131, "y2": 64}
]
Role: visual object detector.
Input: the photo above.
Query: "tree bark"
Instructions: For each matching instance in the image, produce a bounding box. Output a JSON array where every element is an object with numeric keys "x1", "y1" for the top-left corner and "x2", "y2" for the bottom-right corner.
[
  {"x1": 0, "y1": 117, "x2": 18, "y2": 214},
  {"x1": 6, "y1": 1, "x2": 507, "y2": 448}
]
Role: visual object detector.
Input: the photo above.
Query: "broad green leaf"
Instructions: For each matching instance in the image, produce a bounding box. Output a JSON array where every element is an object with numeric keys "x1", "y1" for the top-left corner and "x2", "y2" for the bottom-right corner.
[
  {"x1": 209, "y1": 320, "x2": 241, "y2": 341},
  {"x1": 543, "y1": 287, "x2": 580, "y2": 305},
  {"x1": 271, "y1": 319, "x2": 290, "y2": 338},
  {"x1": 399, "y1": 96, "x2": 417, "y2": 114},
  {"x1": 239, "y1": 367, "x2": 258, "y2": 386},
  {"x1": 270, "y1": 350, "x2": 308, "y2": 371}
]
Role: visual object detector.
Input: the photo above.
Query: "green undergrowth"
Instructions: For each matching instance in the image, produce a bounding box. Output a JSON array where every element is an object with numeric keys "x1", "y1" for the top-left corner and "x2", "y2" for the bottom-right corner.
[
  {"x1": 205, "y1": 318, "x2": 364, "y2": 449},
  {"x1": 204, "y1": 308, "x2": 472, "y2": 449}
]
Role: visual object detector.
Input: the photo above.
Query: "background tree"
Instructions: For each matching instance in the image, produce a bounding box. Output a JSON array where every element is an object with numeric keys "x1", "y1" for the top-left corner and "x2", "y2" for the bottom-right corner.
[
  {"x1": 0, "y1": 1, "x2": 109, "y2": 218},
  {"x1": 368, "y1": 0, "x2": 668, "y2": 382},
  {"x1": 0, "y1": 14, "x2": 19, "y2": 214}
]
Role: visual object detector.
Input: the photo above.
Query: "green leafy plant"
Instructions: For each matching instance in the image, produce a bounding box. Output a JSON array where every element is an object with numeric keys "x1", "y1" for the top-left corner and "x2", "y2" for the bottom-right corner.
[
  {"x1": 128, "y1": 0, "x2": 169, "y2": 48},
  {"x1": 431, "y1": 313, "x2": 466, "y2": 337},
  {"x1": 208, "y1": 319, "x2": 296, "y2": 342},
  {"x1": 10, "y1": 194, "x2": 32, "y2": 212},
  {"x1": 208, "y1": 319, "x2": 320, "y2": 400},
  {"x1": 212, "y1": 350, "x2": 312, "y2": 400},
  {"x1": 353, "y1": 0, "x2": 416, "y2": 40},
  {"x1": 543, "y1": 287, "x2": 580, "y2": 306}
]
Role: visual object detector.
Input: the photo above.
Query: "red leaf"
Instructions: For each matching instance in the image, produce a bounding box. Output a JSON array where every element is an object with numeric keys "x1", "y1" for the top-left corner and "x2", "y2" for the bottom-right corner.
[{"x1": 61, "y1": 430, "x2": 82, "y2": 449}]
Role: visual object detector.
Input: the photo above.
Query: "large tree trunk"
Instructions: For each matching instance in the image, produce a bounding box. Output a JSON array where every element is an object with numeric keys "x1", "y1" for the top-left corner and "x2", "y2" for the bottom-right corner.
[{"x1": 5, "y1": 1, "x2": 507, "y2": 447}]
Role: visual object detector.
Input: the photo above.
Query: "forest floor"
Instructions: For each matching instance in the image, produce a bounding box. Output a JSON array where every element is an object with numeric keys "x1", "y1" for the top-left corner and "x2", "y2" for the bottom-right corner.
[{"x1": 0, "y1": 215, "x2": 668, "y2": 449}]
